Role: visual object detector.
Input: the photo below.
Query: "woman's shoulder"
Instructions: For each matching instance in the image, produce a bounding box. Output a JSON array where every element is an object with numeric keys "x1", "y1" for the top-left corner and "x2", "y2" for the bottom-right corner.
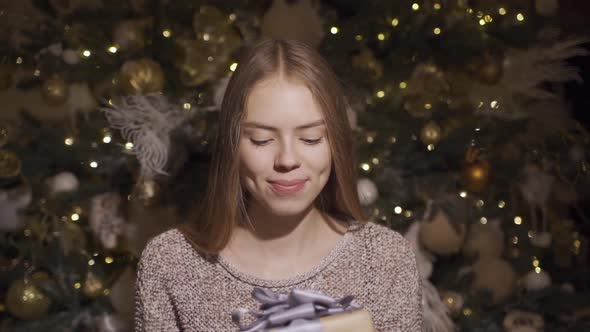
[
  {"x1": 137, "y1": 227, "x2": 195, "y2": 270},
  {"x1": 351, "y1": 221, "x2": 416, "y2": 265}
]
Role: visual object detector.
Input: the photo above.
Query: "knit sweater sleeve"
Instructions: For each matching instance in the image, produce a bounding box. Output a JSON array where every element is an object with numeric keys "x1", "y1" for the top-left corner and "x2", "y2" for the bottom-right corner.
[
  {"x1": 370, "y1": 226, "x2": 423, "y2": 332},
  {"x1": 134, "y1": 233, "x2": 181, "y2": 332}
]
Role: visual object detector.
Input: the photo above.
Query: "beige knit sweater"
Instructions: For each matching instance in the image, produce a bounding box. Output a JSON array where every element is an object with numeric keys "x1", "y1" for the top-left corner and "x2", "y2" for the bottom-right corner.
[{"x1": 134, "y1": 221, "x2": 423, "y2": 332}]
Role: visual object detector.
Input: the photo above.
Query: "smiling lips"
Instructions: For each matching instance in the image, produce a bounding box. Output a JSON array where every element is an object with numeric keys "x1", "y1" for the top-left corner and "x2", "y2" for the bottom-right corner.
[{"x1": 268, "y1": 179, "x2": 307, "y2": 195}]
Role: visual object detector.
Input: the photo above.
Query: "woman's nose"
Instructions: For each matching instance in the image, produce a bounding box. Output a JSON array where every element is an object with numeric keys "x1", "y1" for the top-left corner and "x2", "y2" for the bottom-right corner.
[{"x1": 274, "y1": 142, "x2": 300, "y2": 172}]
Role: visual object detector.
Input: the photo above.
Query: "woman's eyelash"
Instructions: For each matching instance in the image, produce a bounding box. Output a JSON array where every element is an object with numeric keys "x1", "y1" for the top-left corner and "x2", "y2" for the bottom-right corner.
[
  {"x1": 301, "y1": 138, "x2": 323, "y2": 145},
  {"x1": 249, "y1": 138, "x2": 323, "y2": 146},
  {"x1": 250, "y1": 139, "x2": 271, "y2": 146}
]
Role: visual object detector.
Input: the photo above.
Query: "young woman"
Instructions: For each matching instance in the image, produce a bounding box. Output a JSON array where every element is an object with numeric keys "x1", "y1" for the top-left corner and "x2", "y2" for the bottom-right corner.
[{"x1": 134, "y1": 39, "x2": 422, "y2": 331}]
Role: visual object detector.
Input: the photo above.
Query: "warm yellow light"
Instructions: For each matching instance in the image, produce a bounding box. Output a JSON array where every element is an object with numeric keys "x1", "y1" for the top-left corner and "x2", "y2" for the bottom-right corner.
[
  {"x1": 74, "y1": 282, "x2": 81, "y2": 289},
  {"x1": 107, "y1": 45, "x2": 118, "y2": 54},
  {"x1": 105, "y1": 256, "x2": 114, "y2": 264},
  {"x1": 512, "y1": 236, "x2": 518, "y2": 244},
  {"x1": 484, "y1": 15, "x2": 493, "y2": 23},
  {"x1": 102, "y1": 136, "x2": 112, "y2": 143},
  {"x1": 463, "y1": 308, "x2": 472, "y2": 316},
  {"x1": 434, "y1": 3, "x2": 441, "y2": 10},
  {"x1": 498, "y1": 7, "x2": 507, "y2": 15},
  {"x1": 391, "y1": 18, "x2": 399, "y2": 26},
  {"x1": 71, "y1": 213, "x2": 80, "y2": 221},
  {"x1": 516, "y1": 13, "x2": 525, "y2": 21},
  {"x1": 16, "y1": 57, "x2": 23, "y2": 64},
  {"x1": 479, "y1": 19, "x2": 486, "y2": 26},
  {"x1": 377, "y1": 33, "x2": 386, "y2": 41},
  {"x1": 490, "y1": 100, "x2": 499, "y2": 108},
  {"x1": 424, "y1": 103, "x2": 432, "y2": 110},
  {"x1": 412, "y1": 3, "x2": 420, "y2": 10},
  {"x1": 476, "y1": 200, "x2": 484, "y2": 207},
  {"x1": 90, "y1": 161, "x2": 98, "y2": 168},
  {"x1": 361, "y1": 163, "x2": 371, "y2": 171},
  {"x1": 162, "y1": 29, "x2": 172, "y2": 38},
  {"x1": 394, "y1": 206, "x2": 403, "y2": 214},
  {"x1": 433, "y1": 27, "x2": 441, "y2": 35},
  {"x1": 427, "y1": 144, "x2": 435, "y2": 151},
  {"x1": 404, "y1": 210, "x2": 413, "y2": 218},
  {"x1": 528, "y1": 230, "x2": 535, "y2": 238},
  {"x1": 390, "y1": 136, "x2": 397, "y2": 144},
  {"x1": 459, "y1": 191, "x2": 467, "y2": 198},
  {"x1": 498, "y1": 200, "x2": 506, "y2": 208},
  {"x1": 372, "y1": 157, "x2": 379, "y2": 165},
  {"x1": 230, "y1": 62, "x2": 238, "y2": 71},
  {"x1": 399, "y1": 81, "x2": 407, "y2": 89},
  {"x1": 514, "y1": 216, "x2": 522, "y2": 225},
  {"x1": 34, "y1": 69, "x2": 41, "y2": 76},
  {"x1": 125, "y1": 142, "x2": 134, "y2": 150},
  {"x1": 229, "y1": 13, "x2": 237, "y2": 21},
  {"x1": 480, "y1": 217, "x2": 488, "y2": 224},
  {"x1": 82, "y1": 50, "x2": 92, "y2": 57},
  {"x1": 355, "y1": 35, "x2": 363, "y2": 41},
  {"x1": 88, "y1": 259, "x2": 95, "y2": 266},
  {"x1": 65, "y1": 137, "x2": 74, "y2": 146},
  {"x1": 534, "y1": 267, "x2": 541, "y2": 273},
  {"x1": 533, "y1": 258, "x2": 540, "y2": 267},
  {"x1": 376, "y1": 90, "x2": 385, "y2": 98},
  {"x1": 330, "y1": 27, "x2": 339, "y2": 34}
]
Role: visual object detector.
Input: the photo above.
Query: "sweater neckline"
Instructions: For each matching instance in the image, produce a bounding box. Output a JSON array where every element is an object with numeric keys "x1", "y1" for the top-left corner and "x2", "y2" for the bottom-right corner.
[{"x1": 216, "y1": 221, "x2": 361, "y2": 288}]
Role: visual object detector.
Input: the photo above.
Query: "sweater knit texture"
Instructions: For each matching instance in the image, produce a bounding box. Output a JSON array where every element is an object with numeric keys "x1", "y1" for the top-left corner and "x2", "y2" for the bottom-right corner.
[{"x1": 134, "y1": 221, "x2": 423, "y2": 332}]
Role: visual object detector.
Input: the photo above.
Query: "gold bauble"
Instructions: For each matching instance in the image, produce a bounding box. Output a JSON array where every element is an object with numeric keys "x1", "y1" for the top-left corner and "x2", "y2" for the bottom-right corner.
[
  {"x1": 419, "y1": 210, "x2": 466, "y2": 256},
  {"x1": 83, "y1": 271, "x2": 105, "y2": 298},
  {"x1": 352, "y1": 48, "x2": 383, "y2": 80},
  {"x1": 0, "y1": 63, "x2": 14, "y2": 90},
  {"x1": 461, "y1": 160, "x2": 491, "y2": 193},
  {"x1": 6, "y1": 273, "x2": 51, "y2": 320},
  {"x1": 113, "y1": 21, "x2": 145, "y2": 51},
  {"x1": 59, "y1": 221, "x2": 87, "y2": 254},
  {"x1": 420, "y1": 121, "x2": 442, "y2": 145},
  {"x1": 0, "y1": 150, "x2": 21, "y2": 179},
  {"x1": 118, "y1": 58, "x2": 165, "y2": 95},
  {"x1": 439, "y1": 290, "x2": 464, "y2": 317},
  {"x1": 192, "y1": 5, "x2": 233, "y2": 43},
  {"x1": 175, "y1": 38, "x2": 230, "y2": 87},
  {"x1": 42, "y1": 77, "x2": 70, "y2": 106},
  {"x1": 468, "y1": 53, "x2": 504, "y2": 85},
  {"x1": 471, "y1": 257, "x2": 516, "y2": 304},
  {"x1": 402, "y1": 63, "x2": 449, "y2": 118}
]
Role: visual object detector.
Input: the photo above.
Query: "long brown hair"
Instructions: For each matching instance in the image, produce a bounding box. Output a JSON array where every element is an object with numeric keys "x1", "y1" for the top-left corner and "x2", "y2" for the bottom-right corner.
[{"x1": 178, "y1": 39, "x2": 366, "y2": 254}]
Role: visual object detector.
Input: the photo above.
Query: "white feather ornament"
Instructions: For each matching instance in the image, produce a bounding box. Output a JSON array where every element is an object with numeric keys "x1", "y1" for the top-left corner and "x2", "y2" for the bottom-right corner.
[{"x1": 101, "y1": 94, "x2": 189, "y2": 177}]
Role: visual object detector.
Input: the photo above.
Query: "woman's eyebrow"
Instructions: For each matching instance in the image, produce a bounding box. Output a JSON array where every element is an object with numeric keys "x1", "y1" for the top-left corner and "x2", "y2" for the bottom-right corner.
[{"x1": 242, "y1": 120, "x2": 325, "y2": 131}]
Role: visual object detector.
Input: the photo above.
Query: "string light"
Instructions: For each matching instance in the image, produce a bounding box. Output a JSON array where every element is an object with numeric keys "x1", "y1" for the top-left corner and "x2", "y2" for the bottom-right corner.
[
  {"x1": 512, "y1": 236, "x2": 518, "y2": 244},
  {"x1": 516, "y1": 13, "x2": 525, "y2": 21},
  {"x1": 433, "y1": 27, "x2": 441, "y2": 35},
  {"x1": 433, "y1": 3, "x2": 441, "y2": 10},
  {"x1": 355, "y1": 35, "x2": 363, "y2": 41},
  {"x1": 88, "y1": 259, "x2": 95, "y2": 266},
  {"x1": 427, "y1": 144, "x2": 435, "y2": 151},
  {"x1": 528, "y1": 230, "x2": 535, "y2": 238},
  {"x1": 16, "y1": 57, "x2": 23, "y2": 64},
  {"x1": 484, "y1": 15, "x2": 493, "y2": 23},
  {"x1": 480, "y1": 217, "x2": 488, "y2": 224},
  {"x1": 391, "y1": 18, "x2": 399, "y2": 26},
  {"x1": 361, "y1": 163, "x2": 371, "y2": 171},
  {"x1": 162, "y1": 29, "x2": 172, "y2": 38},
  {"x1": 498, "y1": 7, "x2": 507, "y2": 15},
  {"x1": 371, "y1": 157, "x2": 380, "y2": 165},
  {"x1": 498, "y1": 200, "x2": 506, "y2": 208},
  {"x1": 230, "y1": 62, "x2": 238, "y2": 71},
  {"x1": 89, "y1": 161, "x2": 98, "y2": 168},
  {"x1": 65, "y1": 137, "x2": 74, "y2": 145},
  {"x1": 394, "y1": 206, "x2": 403, "y2": 214},
  {"x1": 102, "y1": 135, "x2": 112, "y2": 143},
  {"x1": 125, "y1": 142, "x2": 134, "y2": 150},
  {"x1": 411, "y1": 3, "x2": 420, "y2": 11},
  {"x1": 459, "y1": 191, "x2": 468, "y2": 198},
  {"x1": 107, "y1": 45, "x2": 118, "y2": 54},
  {"x1": 476, "y1": 200, "x2": 484, "y2": 208},
  {"x1": 376, "y1": 90, "x2": 385, "y2": 98},
  {"x1": 229, "y1": 13, "x2": 237, "y2": 21},
  {"x1": 514, "y1": 216, "x2": 522, "y2": 225},
  {"x1": 105, "y1": 256, "x2": 114, "y2": 264},
  {"x1": 399, "y1": 81, "x2": 407, "y2": 89},
  {"x1": 33, "y1": 69, "x2": 41, "y2": 76},
  {"x1": 534, "y1": 267, "x2": 541, "y2": 273},
  {"x1": 490, "y1": 100, "x2": 499, "y2": 109},
  {"x1": 532, "y1": 258, "x2": 540, "y2": 267},
  {"x1": 330, "y1": 26, "x2": 339, "y2": 34},
  {"x1": 479, "y1": 19, "x2": 486, "y2": 26},
  {"x1": 463, "y1": 308, "x2": 472, "y2": 316},
  {"x1": 74, "y1": 282, "x2": 81, "y2": 289},
  {"x1": 377, "y1": 33, "x2": 386, "y2": 41},
  {"x1": 390, "y1": 136, "x2": 397, "y2": 144},
  {"x1": 82, "y1": 50, "x2": 92, "y2": 57},
  {"x1": 404, "y1": 210, "x2": 413, "y2": 218},
  {"x1": 71, "y1": 213, "x2": 80, "y2": 221}
]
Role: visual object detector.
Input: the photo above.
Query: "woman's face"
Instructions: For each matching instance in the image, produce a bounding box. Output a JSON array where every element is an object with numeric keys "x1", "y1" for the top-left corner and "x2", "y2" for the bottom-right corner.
[{"x1": 239, "y1": 77, "x2": 332, "y2": 217}]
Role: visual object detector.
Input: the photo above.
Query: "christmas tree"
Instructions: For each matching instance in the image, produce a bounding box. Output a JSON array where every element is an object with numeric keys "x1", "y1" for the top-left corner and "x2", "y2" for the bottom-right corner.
[{"x1": 1, "y1": 0, "x2": 589, "y2": 331}]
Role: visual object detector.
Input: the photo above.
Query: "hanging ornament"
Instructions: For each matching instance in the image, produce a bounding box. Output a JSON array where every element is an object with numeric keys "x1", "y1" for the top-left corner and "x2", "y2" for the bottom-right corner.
[
  {"x1": 402, "y1": 63, "x2": 450, "y2": 118},
  {"x1": 419, "y1": 209, "x2": 466, "y2": 256},
  {"x1": 109, "y1": 267, "x2": 135, "y2": 315},
  {"x1": 351, "y1": 48, "x2": 383, "y2": 81},
  {"x1": 175, "y1": 38, "x2": 231, "y2": 87},
  {"x1": 503, "y1": 310, "x2": 544, "y2": 332},
  {"x1": 82, "y1": 270, "x2": 105, "y2": 298},
  {"x1": 261, "y1": 0, "x2": 325, "y2": 48},
  {"x1": 132, "y1": 177, "x2": 161, "y2": 206},
  {"x1": 47, "y1": 171, "x2": 80, "y2": 195},
  {"x1": 192, "y1": 6, "x2": 234, "y2": 44},
  {"x1": 66, "y1": 82, "x2": 98, "y2": 122},
  {"x1": 357, "y1": 178, "x2": 378, "y2": 206},
  {"x1": 519, "y1": 164, "x2": 554, "y2": 248},
  {"x1": 90, "y1": 192, "x2": 125, "y2": 249},
  {"x1": 0, "y1": 63, "x2": 14, "y2": 90},
  {"x1": 439, "y1": 290, "x2": 464, "y2": 317},
  {"x1": 463, "y1": 220, "x2": 504, "y2": 258},
  {"x1": 6, "y1": 272, "x2": 52, "y2": 320},
  {"x1": 460, "y1": 146, "x2": 491, "y2": 193},
  {"x1": 420, "y1": 121, "x2": 442, "y2": 146},
  {"x1": 0, "y1": 183, "x2": 33, "y2": 232},
  {"x1": 113, "y1": 21, "x2": 145, "y2": 51},
  {"x1": 535, "y1": 0, "x2": 559, "y2": 16},
  {"x1": 523, "y1": 269, "x2": 552, "y2": 291},
  {"x1": 470, "y1": 257, "x2": 516, "y2": 304},
  {"x1": 42, "y1": 76, "x2": 70, "y2": 106},
  {"x1": 467, "y1": 52, "x2": 504, "y2": 85},
  {"x1": 0, "y1": 150, "x2": 22, "y2": 179},
  {"x1": 118, "y1": 58, "x2": 165, "y2": 95}
]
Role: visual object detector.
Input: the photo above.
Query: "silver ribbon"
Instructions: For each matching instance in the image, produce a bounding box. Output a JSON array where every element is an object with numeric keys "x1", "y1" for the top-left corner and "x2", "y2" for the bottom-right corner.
[{"x1": 232, "y1": 288, "x2": 361, "y2": 332}]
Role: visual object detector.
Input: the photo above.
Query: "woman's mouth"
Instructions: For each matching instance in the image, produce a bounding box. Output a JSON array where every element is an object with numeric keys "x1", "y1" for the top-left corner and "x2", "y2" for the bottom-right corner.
[{"x1": 268, "y1": 179, "x2": 307, "y2": 195}]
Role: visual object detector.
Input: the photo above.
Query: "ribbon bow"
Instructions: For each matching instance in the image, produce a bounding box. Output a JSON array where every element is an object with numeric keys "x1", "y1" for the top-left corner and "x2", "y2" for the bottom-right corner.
[{"x1": 232, "y1": 288, "x2": 361, "y2": 332}]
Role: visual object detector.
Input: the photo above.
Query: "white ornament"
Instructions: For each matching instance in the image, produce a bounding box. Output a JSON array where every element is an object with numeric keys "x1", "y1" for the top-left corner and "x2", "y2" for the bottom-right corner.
[
  {"x1": 523, "y1": 270, "x2": 552, "y2": 291},
  {"x1": 90, "y1": 193, "x2": 125, "y2": 249},
  {"x1": 0, "y1": 185, "x2": 32, "y2": 232},
  {"x1": 62, "y1": 49, "x2": 80, "y2": 65},
  {"x1": 48, "y1": 172, "x2": 79, "y2": 194},
  {"x1": 67, "y1": 82, "x2": 97, "y2": 126},
  {"x1": 535, "y1": 0, "x2": 559, "y2": 16},
  {"x1": 357, "y1": 178, "x2": 378, "y2": 206},
  {"x1": 529, "y1": 231, "x2": 552, "y2": 248},
  {"x1": 47, "y1": 43, "x2": 63, "y2": 56}
]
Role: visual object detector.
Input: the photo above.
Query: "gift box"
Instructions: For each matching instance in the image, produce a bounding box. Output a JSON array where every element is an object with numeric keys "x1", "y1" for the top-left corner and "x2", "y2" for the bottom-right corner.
[{"x1": 232, "y1": 288, "x2": 376, "y2": 332}]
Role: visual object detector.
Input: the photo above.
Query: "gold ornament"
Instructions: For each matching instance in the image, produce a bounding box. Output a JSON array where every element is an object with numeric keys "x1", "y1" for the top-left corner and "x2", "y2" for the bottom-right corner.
[
  {"x1": 419, "y1": 209, "x2": 466, "y2": 256},
  {"x1": 420, "y1": 121, "x2": 442, "y2": 145},
  {"x1": 193, "y1": 6, "x2": 234, "y2": 44},
  {"x1": 352, "y1": 48, "x2": 383, "y2": 80},
  {"x1": 83, "y1": 270, "x2": 105, "y2": 298},
  {"x1": 468, "y1": 53, "x2": 504, "y2": 85},
  {"x1": 132, "y1": 177, "x2": 160, "y2": 206},
  {"x1": 403, "y1": 63, "x2": 449, "y2": 117},
  {"x1": 42, "y1": 76, "x2": 70, "y2": 106},
  {"x1": 471, "y1": 257, "x2": 516, "y2": 304},
  {"x1": 0, "y1": 63, "x2": 14, "y2": 90},
  {"x1": 439, "y1": 290, "x2": 464, "y2": 317},
  {"x1": 0, "y1": 150, "x2": 21, "y2": 178},
  {"x1": 113, "y1": 21, "x2": 145, "y2": 51},
  {"x1": 6, "y1": 272, "x2": 51, "y2": 320},
  {"x1": 460, "y1": 146, "x2": 491, "y2": 193},
  {"x1": 175, "y1": 38, "x2": 231, "y2": 87},
  {"x1": 118, "y1": 58, "x2": 165, "y2": 95}
]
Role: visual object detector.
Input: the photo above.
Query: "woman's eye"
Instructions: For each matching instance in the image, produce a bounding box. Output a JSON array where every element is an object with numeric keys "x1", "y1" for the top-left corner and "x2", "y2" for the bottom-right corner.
[
  {"x1": 301, "y1": 138, "x2": 323, "y2": 145},
  {"x1": 250, "y1": 139, "x2": 272, "y2": 146}
]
